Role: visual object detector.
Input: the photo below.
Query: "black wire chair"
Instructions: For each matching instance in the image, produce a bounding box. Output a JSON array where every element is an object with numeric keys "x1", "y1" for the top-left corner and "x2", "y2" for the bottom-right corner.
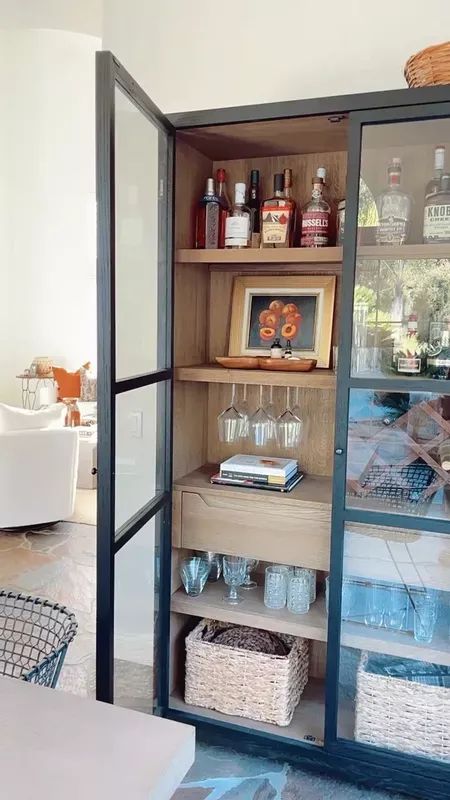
[{"x1": 0, "y1": 591, "x2": 78, "y2": 688}]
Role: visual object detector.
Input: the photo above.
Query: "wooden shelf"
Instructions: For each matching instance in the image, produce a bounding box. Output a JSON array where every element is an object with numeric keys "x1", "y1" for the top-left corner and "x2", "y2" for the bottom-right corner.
[
  {"x1": 175, "y1": 364, "x2": 336, "y2": 389},
  {"x1": 358, "y1": 243, "x2": 450, "y2": 260},
  {"x1": 176, "y1": 243, "x2": 450, "y2": 265},
  {"x1": 172, "y1": 575, "x2": 450, "y2": 666},
  {"x1": 341, "y1": 619, "x2": 450, "y2": 666},
  {"x1": 172, "y1": 583, "x2": 327, "y2": 641},
  {"x1": 174, "y1": 464, "x2": 333, "y2": 509},
  {"x1": 169, "y1": 679, "x2": 333, "y2": 745},
  {"x1": 176, "y1": 247, "x2": 342, "y2": 265}
]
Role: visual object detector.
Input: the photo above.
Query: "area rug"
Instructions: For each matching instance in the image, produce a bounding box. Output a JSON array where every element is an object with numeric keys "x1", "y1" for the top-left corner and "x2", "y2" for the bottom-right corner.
[
  {"x1": 70, "y1": 489, "x2": 96, "y2": 526},
  {"x1": 173, "y1": 743, "x2": 409, "y2": 800}
]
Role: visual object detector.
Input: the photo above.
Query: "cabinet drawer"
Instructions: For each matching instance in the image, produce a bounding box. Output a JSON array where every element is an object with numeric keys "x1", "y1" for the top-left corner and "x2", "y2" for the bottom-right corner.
[{"x1": 180, "y1": 489, "x2": 330, "y2": 570}]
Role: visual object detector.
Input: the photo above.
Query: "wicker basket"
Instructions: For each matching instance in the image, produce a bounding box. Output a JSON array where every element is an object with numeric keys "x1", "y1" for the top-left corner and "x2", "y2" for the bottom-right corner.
[
  {"x1": 405, "y1": 41, "x2": 450, "y2": 87},
  {"x1": 185, "y1": 619, "x2": 309, "y2": 726},
  {"x1": 355, "y1": 652, "x2": 450, "y2": 761}
]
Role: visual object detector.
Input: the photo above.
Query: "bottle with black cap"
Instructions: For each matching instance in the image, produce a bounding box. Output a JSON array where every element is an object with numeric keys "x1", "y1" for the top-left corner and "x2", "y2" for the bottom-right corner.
[
  {"x1": 248, "y1": 169, "x2": 261, "y2": 248},
  {"x1": 261, "y1": 173, "x2": 295, "y2": 248}
]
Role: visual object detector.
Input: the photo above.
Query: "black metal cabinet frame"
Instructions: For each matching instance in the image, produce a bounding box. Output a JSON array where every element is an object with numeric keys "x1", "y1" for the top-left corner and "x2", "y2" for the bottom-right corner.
[{"x1": 97, "y1": 52, "x2": 450, "y2": 798}]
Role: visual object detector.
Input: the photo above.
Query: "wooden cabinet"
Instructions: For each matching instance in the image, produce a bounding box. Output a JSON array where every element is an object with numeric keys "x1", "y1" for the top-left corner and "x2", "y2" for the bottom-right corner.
[
  {"x1": 174, "y1": 466, "x2": 332, "y2": 569},
  {"x1": 97, "y1": 53, "x2": 450, "y2": 800}
]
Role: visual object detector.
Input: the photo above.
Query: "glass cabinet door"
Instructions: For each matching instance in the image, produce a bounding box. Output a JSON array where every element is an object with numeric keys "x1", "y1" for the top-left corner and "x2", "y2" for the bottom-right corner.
[{"x1": 330, "y1": 106, "x2": 450, "y2": 769}]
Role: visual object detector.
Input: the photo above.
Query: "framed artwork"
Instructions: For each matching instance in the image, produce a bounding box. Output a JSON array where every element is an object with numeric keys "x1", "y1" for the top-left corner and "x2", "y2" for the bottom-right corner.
[{"x1": 229, "y1": 275, "x2": 336, "y2": 368}]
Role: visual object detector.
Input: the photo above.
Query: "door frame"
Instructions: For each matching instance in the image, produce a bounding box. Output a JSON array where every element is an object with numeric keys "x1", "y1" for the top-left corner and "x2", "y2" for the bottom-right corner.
[
  {"x1": 325, "y1": 102, "x2": 450, "y2": 785},
  {"x1": 95, "y1": 51, "x2": 175, "y2": 708}
]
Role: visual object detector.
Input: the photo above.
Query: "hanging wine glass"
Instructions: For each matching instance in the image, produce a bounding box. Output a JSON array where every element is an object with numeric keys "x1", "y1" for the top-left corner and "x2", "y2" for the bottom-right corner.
[
  {"x1": 249, "y1": 385, "x2": 271, "y2": 448},
  {"x1": 263, "y1": 385, "x2": 277, "y2": 441},
  {"x1": 276, "y1": 387, "x2": 303, "y2": 450},
  {"x1": 217, "y1": 383, "x2": 243, "y2": 444},
  {"x1": 235, "y1": 383, "x2": 250, "y2": 438},
  {"x1": 292, "y1": 386, "x2": 307, "y2": 443}
]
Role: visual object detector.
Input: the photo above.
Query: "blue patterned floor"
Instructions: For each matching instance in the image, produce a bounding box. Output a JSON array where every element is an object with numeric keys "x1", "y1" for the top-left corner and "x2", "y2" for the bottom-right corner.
[{"x1": 173, "y1": 743, "x2": 410, "y2": 799}]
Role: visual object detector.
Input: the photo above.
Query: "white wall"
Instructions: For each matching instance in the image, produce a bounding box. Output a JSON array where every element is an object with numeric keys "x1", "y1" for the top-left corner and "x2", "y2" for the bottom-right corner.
[
  {"x1": 103, "y1": 0, "x2": 450, "y2": 113},
  {"x1": 0, "y1": 27, "x2": 100, "y2": 405}
]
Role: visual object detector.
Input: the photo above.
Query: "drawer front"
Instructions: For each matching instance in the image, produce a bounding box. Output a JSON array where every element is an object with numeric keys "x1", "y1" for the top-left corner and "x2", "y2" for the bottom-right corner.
[{"x1": 181, "y1": 490, "x2": 330, "y2": 570}]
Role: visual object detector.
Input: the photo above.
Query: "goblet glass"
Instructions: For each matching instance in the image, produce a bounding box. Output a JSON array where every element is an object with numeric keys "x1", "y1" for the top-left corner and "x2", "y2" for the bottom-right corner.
[
  {"x1": 241, "y1": 558, "x2": 259, "y2": 590},
  {"x1": 196, "y1": 551, "x2": 222, "y2": 582},
  {"x1": 179, "y1": 557, "x2": 210, "y2": 597},
  {"x1": 222, "y1": 555, "x2": 247, "y2": 604},
  {"x1": 235, "y1": 383, "x2": 250, "y2": 438},
  {"x1": 263, "y1": 386, "x2": 277, "y2": 441},
  {"x1": 276, "y1": 388, "x2": 303, "y2": 450},
  {"x1": 249, "y1": 385, "x2": 271, "y2": 447},
  {"x1": 217, "y1": 383, "x2": 243, "y2": 444}
]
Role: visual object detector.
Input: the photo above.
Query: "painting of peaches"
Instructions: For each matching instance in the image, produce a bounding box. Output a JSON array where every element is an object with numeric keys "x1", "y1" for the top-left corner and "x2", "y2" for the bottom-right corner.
[{"x1": 248, "y1": 294, "x2": 317, "y2": 351}]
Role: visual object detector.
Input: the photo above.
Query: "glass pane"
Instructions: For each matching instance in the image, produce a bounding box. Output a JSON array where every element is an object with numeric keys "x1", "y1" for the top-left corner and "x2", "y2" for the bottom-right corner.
[
  {"x1": 352, "y1": 118, "x2": 450, "y2": 379},
  {"x1": 337, "y1": 522, "x2": 450, "y2": 762},
  {"x1": 346, "y1": 389, "x2": 450, "y2": 520},
  {"x1": 115, "y1": 86, "x2": 168, "y2": 380},
  {"x1": 114, "y1": 514, "x2": 161, "y2": 712},
  {"x1": 115, "y1": 382, "x2": 167, "y2": 530}
]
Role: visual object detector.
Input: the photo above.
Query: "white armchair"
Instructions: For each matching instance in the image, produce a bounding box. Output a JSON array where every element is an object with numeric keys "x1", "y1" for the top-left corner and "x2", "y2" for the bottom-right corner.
[{"x1": 0, "y1": 428, "x2": 79, "y2": 529}]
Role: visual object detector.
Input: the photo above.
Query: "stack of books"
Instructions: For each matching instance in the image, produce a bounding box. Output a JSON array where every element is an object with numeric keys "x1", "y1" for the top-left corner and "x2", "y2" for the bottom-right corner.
[{"x1": 211, "y1": 455, "x2": 303, "y2": 493}]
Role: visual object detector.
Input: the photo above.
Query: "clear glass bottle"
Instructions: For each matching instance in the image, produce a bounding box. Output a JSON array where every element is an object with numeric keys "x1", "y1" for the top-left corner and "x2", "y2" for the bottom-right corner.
[
  {"x1": 248, "y1": 169, "x2": 261, "y2": 247},
  {"x1": 261, "y1": 173, "x2": 295, "y2": 247},
  {"x1": 425, "y1": 145, "x2": 445, "y2": 198},
  {"x1": 375, "y1": 158, "x2": 411, "y2": 246},
  {"x1": 216, "y1": 168, "x2": 231, "y2": 248},
  {"x1": 423, "y1": 172, "x2": 450, "y2": 244},
  {"x1": 300, "y1": 175, "x2": 331, "y2": 247},
  {"x1": 195, "y1": 177, "x2": 221, "y2": 249},
  {"x1": 225, "y1": 182, "x2": 251, "y2": 248}
]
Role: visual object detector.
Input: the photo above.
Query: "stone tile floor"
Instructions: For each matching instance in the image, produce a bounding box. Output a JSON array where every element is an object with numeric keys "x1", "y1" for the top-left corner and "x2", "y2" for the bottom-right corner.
[
  {"x1": 0, "y1": 520, "x2": 96, "y2": 696},
  {"x1": 173, "y1": 743, "x2": 410, "y2": 800}
]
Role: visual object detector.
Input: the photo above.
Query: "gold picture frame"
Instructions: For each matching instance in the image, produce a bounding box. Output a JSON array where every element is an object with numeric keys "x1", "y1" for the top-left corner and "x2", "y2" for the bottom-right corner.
[{"x1": 229, "y1": 275, "x2": 336, "y2": 368}]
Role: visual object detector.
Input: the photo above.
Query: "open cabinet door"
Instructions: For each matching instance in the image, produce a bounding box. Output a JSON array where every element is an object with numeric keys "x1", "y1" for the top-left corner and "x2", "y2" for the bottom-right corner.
[{"x1": 96, "y1": 51, "x2": 174, "y2": 712}]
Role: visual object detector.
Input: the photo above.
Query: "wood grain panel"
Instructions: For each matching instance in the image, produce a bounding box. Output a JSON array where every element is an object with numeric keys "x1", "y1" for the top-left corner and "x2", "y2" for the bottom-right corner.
[
  {"x1": 175, "y1": 364, "x2": 336, "y2": 389},
  {"x1": 175, "y1": 139, "x2": 213, "y2": 249},
  {"x1": 212, "y1": 151, "x2": 347, "y2": 223},
  {"x1": 208, "y1": 267, "x2": 341, "y2": 362},
  {"x1": 177, "y1": 116, "x2": 348, "y2": 160},
  {"x1": 173, "y1": 382, "x2": 208, "y2": 479},
  {"x1": 176, "y1": 247, "x2": 343, "y2": 264},
  {"x1": 207, "y1": 383, "x2": 336, "y2": 476},
  {"x1": 174, "y1": 263, "x2": 209, "y2": 366},
  {"x1": 180, "y1": 489, "x2": 331, "y2": 569}
]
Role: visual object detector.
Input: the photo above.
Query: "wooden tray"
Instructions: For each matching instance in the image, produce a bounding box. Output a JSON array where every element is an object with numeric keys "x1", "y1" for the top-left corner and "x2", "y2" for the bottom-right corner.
[
  {"x1": 216, "y1": 357, "x2": 260, "y2": 369},
  {"x1": 258, "y1": 358, "x2": 317, "y2": 372}
]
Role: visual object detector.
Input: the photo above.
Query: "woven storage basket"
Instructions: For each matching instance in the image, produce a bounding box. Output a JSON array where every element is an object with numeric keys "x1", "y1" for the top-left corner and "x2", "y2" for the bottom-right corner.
[
  {"x1": 355, "y1": 652, "x2": 450, "y2": 761},
  {"x1": 185, "y1": 619, "x2": 309, "y2": 726},
  {"x1": 405, "y1": 41, "x2": 450, "y2": 87}
]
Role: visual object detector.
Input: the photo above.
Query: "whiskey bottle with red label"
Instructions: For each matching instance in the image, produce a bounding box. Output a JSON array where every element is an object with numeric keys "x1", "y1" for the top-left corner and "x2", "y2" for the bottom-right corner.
[
  {"x1": 261, "y1": 173, "x2": 295, "y2": 247},
  {"x1": 300, "y1": 173, "x2": 331, "y2": 247}
]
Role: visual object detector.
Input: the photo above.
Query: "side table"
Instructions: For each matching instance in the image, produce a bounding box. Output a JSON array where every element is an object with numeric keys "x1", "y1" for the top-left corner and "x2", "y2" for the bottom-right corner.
[{"x1": 16, "y1": 374, "x2": 56, "y2": 410}]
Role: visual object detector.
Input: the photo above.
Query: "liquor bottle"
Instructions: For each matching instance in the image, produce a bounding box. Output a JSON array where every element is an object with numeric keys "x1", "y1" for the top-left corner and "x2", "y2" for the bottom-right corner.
[
  {"x1": 423, "y1": 173, "x2": 450, "y2": 244},
  {"x1": 216, "y1": 168, "x2": 231, "y2": 248},
  {"x1": 248, "y1": 169, "x2": 261, "y2": 247},
  {"x1": 375, "y1": 158, "x2": 411, "y2": 246},
  {"x1": 425, "y1": 146, "x2": 445, "y2": 198},
  {"x1": 270, "y1": 338, "x2": 283, "y2": 358},
  {"x1": 195, "y1": 177, "x2": 221, "y2": 249},
  {"x1": 261, "y1": 174, "x2": 295, "y2": 248},
  {"x1": 225, "y1": 182, "x2": 251, "y2": 248},
  {"x1": 300, "y1": 175, "x2": 331, "y2": 247},
  {"x1": 283, "y1": 168, "x2": 297, "y2": 244}
]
